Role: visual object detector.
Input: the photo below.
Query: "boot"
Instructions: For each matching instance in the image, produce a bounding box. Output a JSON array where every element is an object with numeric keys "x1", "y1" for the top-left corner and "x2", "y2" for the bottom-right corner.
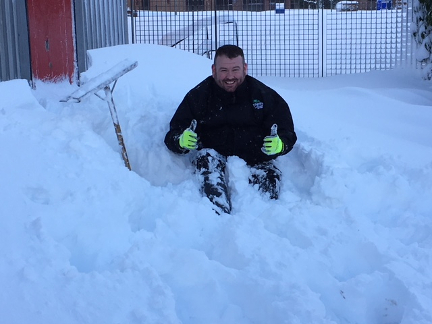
[{"x1": 249, "y1": 161, "x2": 282, "y2": 199}]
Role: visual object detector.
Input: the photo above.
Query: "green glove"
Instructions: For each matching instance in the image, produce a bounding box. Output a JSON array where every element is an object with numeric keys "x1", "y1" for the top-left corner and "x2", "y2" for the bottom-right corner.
[
  {"x1": 262, "y1": 135, "x2": 284, "y2": 155},
  {"x1": 261, "y1": 124, "x2": 284, "y2": 155},
  {"x1": 179, "y1": 120, "x2": 198, "y2": 150}
]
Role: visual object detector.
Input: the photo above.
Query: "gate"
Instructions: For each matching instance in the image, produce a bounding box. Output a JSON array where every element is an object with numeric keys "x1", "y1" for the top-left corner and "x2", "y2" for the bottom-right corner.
[
  {"x1": 27, "y1": 0, "x2": 76, "y2": 82},
  {"x1": 129, "y1": 0, "x2": 414, "y2": 77}
]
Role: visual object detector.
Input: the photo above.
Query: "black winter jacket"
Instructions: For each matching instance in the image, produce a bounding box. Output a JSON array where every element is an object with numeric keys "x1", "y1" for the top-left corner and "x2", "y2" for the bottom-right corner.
[{"x1": 164, "y1": 75, "x2": 297, "y2": 165}]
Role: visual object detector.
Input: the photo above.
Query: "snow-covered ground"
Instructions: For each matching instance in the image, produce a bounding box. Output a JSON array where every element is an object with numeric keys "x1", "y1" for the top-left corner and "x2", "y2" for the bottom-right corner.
[{"x1": 1, "y1": 44, "x2": 431, "y2": 324}]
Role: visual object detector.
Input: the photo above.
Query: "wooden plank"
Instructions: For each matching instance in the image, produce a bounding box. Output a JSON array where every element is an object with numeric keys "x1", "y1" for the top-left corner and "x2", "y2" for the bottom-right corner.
[{"x1": 61, "y1": 59, "x2": 138, "y2": 102}]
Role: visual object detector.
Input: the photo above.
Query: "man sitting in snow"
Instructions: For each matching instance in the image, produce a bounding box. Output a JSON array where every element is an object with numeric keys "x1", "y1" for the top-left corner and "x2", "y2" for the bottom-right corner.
[{"x1": 164, "y1": 45, "x2": 297, "y2": 214}]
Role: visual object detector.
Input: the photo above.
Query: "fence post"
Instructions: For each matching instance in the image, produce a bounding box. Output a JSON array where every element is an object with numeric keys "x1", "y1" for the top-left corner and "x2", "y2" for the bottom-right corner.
[
  {"x1": 131, "y1": 0, "x2": 135, "y2": 43},
  {"x1": 214, "y1": 3, "x2": 218, "y2": 50}
]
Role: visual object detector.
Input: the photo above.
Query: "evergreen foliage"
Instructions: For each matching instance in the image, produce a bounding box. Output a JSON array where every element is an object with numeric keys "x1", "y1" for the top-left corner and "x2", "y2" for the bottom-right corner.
[{"x1": 413, "y1": 0, "x2": 432, "y2": 79}]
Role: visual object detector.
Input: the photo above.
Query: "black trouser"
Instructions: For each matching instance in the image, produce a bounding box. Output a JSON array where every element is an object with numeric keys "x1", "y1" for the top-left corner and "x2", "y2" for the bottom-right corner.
[
  {"x1": 193, "y1": 149, "x2": 281, "y2": 214},
  {"x1": 249, "y1": 160, "x2": 282, "y2": 200},
  {"x1": 194, "y1": 149, "x2": 232, "y2": 214}
]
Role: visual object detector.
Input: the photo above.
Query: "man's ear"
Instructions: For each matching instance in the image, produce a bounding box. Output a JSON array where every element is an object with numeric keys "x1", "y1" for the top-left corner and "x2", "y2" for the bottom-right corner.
[
  {"x1": 211, "y1": 64, "x2": 216, "y2": 77},
  {"x1": 244, "y1": 63, "x2": 248, "y2": 75}
]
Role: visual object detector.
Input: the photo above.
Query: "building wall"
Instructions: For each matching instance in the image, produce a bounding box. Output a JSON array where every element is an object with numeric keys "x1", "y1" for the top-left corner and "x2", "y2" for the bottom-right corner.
[
  {"x1": 129, "y1": 0, "x2": 379, "y2": 11},
  {"x1": 0, "y1": 0, "x2": 31, "y2": 82},
  {"x1": 131, "y1": 0, "x2": 281, "y2": 12},
  {"x1": 0, "y1": 0, "x2": 128, "y2": 83},
  {"x1": 75, "y1": 0, "x2": 129, "y2": 75}
]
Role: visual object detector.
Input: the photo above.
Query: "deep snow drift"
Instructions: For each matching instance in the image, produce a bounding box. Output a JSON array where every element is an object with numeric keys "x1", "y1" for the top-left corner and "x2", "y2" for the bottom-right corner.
[{"x1": 1, "y1": 44, "x2": 432, "y2": 324}]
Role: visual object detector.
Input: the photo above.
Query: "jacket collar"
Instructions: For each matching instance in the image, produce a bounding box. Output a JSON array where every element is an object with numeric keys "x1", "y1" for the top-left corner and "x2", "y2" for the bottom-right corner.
[{"x1": 211, "y1": 76, "x2": 250, "y2": 102}]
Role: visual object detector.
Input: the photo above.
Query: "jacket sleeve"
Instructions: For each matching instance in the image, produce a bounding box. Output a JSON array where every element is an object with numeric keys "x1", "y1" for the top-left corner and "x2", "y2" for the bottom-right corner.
[{"x1": 164, "y1": 92, "x2": 197, "y2": 154}]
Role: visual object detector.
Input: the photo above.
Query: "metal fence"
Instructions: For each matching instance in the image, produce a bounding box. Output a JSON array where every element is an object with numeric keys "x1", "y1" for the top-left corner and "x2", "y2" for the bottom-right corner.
[{"x1": 129, "y1": 0, "x2": 414, "y2": 77}]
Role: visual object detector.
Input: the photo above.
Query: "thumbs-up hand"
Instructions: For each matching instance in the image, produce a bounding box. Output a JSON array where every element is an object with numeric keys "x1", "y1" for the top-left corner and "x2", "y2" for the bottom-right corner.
[
  {"x1": 261, "y1": 124, "x2": 284, "y2": 155},
  {"x1": 179, "y1": 119, "x2": 198, "y2": 150}
]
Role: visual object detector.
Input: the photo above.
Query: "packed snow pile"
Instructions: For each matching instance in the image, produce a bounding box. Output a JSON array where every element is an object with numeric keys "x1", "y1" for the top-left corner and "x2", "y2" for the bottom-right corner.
[{"x1": 1, "y1": 44, "x2": 431, "y2": 324}]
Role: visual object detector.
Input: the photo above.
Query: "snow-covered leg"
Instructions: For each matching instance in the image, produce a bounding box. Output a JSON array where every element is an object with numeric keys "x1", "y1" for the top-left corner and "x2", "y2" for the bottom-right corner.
[
  {"x1": 193, "y1": 149, "x2": 232, "y2": 214},
  {"x1": 249, "y1": 161, "x2": 282, "y2": 199}
]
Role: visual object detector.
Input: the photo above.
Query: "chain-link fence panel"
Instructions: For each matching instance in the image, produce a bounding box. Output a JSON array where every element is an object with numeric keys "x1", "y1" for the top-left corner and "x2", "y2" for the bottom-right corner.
[{"x1": 128, "y1": 0, "x2": 413, "y2": 77}]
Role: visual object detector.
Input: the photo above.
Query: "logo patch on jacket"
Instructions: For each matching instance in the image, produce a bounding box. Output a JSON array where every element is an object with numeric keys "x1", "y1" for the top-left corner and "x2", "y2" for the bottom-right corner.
[{"x1": 253, "y1": 99, "x2": 264, "y2": 110}]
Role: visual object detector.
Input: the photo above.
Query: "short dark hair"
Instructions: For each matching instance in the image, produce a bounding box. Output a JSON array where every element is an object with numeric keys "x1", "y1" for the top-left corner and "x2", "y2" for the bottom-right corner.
[{"x1": 214, "y1": 45, "x2": 245, "y2": 64}]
